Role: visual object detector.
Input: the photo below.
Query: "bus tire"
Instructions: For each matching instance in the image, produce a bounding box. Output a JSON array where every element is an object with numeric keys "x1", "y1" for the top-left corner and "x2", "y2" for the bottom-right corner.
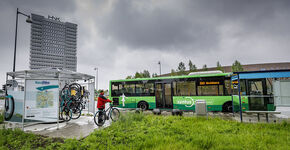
[
  {"x1": 138, "y1": 101, "x2": 148, "y2": 111},
  {"x1": 222, "y1": 101, "x2": 233, "y2": 112},
  {"x1": 153, "y1": 109, "x2": 161, "y2": 115},
  {"x1": 178, "y1": 111, "x2": 183, "y2": 116},
  {"x1": 172, "y1": 109, "x2": 179, "y2": 116}
]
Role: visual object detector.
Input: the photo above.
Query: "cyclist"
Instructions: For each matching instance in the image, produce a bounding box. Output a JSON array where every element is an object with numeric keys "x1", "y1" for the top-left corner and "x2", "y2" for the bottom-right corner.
[{"x1": 97, "y1": 90, "x2": 112, "y2": 123}]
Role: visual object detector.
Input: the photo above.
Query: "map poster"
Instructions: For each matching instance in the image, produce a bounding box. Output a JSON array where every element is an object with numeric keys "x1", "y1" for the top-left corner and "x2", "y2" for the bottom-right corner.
[{"x1": 25, "y1": 79, "x2": 59, "y2": 122}]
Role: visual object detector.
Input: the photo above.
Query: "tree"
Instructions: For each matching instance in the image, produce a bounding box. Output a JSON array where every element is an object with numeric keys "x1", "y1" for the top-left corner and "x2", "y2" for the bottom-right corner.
[
  {"x1": 177, "y1": 62, "x2": 186, "y2": 75},
  {"x1": 126, "y1": 76, "x2": 133, "y2": 79},
  {"x1": 202, "y1": 64, "x2": 208, "y2": 71},
  {"x1": 232, "y1": 60, "x2": 244, "y2": 72},
  {"x1": 134, "y1": 72, "x2": 142, "y2": 78},
  {"x1": 152, "y1": 73, "x2": 158, "y2": 77},
  {"x1": 216, "y1": 61, "x2": 223, "y2": 72},
  {"x1": 127, "y1": 70, "x2": 151, "y2": 79},
  {"x1": 188, "y1": 60, "x2": 197, "y2": 72},
  {"x1": 142, "y1": 70, "x2": 150, "y2": 78},
  {"x1": 170, "y1": 69, "x2": 177, "y2": 76}
]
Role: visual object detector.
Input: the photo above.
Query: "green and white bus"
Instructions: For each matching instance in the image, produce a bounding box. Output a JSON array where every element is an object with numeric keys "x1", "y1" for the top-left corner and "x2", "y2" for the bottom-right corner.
[{"x1": 109, "y1": 71, "x2": 245, "y2": 112}]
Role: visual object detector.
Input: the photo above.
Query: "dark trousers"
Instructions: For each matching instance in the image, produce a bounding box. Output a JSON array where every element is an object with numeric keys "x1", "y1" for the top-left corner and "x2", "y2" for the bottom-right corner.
[{"x1": 98, "y1": 108, "x2": 104, "y2": 122}]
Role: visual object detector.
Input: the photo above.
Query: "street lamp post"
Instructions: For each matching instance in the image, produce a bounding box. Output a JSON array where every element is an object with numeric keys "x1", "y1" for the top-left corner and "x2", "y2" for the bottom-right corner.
[
  {"x1": 13, "y1": 8, "x2": 32, "y2": 74},
  {"x1": 94, "y1": 67, "x2": 98, "y2": 91},
  {"x1": 158, "y1": 61, "x2": 161, "y2": 76}
]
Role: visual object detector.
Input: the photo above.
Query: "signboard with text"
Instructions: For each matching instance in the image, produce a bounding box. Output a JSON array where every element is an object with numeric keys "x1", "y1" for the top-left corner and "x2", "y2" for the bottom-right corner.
[{"x1": 25, "y1": 79, "x2": 59, "y2": 122}]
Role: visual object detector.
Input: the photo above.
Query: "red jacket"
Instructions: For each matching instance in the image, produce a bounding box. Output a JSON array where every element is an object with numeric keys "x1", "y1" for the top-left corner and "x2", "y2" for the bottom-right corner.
[{"x1": 97, "y1": 94, "x2": 112, "y2": 109}]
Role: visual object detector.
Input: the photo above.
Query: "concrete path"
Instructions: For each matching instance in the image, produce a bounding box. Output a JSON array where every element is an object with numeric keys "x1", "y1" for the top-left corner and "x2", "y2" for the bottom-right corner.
[
  {"x1": 24, "y1": 114, "x2": 112, "y2": 139},
  {"x1": 274, "y1": 106, "x2": 290, "y2": 119}
]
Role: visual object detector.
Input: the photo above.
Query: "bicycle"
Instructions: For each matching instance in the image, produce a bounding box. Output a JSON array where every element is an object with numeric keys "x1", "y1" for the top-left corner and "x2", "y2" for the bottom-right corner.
[
  {"x1": 59, "y1": 85, "x2": 73, "y2": 121},
  {"x1": 59, "y1": 98, "x2": 73, "y2": 122},
  {"x1": 94, "y1": 104, "x2": 120, "y2": 126}
]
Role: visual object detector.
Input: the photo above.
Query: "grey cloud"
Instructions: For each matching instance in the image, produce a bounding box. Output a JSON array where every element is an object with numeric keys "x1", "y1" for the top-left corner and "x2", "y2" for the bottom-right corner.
[
  {"x1": 95, "y1": 0, "x2": 290, "y2": 53},
  {"x1": 6, "y1": 0, "x2": 76, "y2": 15},
  {"x1": 1, "y1": 0, "x2": 290, "y2": 90},
  {"x1": 96, "y1": 0, "x2": 220, "y2": 51}
]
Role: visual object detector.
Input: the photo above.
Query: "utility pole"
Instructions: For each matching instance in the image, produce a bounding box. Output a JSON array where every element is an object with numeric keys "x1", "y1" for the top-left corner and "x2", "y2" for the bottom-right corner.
[
  {"x1": 158, "y1": 61, "x2": 161, "y2": 76},
  {"x1": 94, "y1": 67, "x2": 98, "y2": 91}
]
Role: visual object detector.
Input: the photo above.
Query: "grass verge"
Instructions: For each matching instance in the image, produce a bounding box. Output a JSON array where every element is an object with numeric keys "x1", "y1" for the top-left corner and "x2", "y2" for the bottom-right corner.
[{"x1": 0, "y1": 113, "x2": 289, "y2": 149}]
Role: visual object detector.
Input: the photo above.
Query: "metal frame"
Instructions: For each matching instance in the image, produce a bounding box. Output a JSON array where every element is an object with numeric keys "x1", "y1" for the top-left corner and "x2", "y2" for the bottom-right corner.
[
  {"x1": 232, "y1": 69, "x2": 290, "y2": 122},
  {"x1": 4, "y1": 68, "x2": 95, "y2": 130}
]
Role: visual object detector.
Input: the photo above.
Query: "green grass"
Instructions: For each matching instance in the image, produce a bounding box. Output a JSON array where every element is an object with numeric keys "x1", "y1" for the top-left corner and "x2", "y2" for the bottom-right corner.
[
  {"x1": 0, "y1": 113, "x2": 289, "y2": 149},
  {"x1": 0, "y1": 112, "x2": 3, "y2": 124},
  {"x1": 0, "y1": 128, "x2": 63, "y2": 150}
]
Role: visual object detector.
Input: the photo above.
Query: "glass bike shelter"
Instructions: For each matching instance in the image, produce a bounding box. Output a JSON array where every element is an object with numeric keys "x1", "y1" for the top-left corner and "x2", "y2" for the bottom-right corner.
[{"x1": 4, "y1": 68, "x2": 95, "y2": 129}]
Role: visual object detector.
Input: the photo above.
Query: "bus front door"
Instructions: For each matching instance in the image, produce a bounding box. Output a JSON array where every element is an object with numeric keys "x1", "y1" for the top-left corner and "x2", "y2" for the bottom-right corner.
[{"x1": 155, "y1": 83, "x2": 173, "y2": 109}]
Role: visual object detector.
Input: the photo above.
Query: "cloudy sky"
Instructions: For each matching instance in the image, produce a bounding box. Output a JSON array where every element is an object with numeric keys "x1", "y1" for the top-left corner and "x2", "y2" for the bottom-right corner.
[{"x1": 0, "y1": 0, "x2": 290, "y2": 90}]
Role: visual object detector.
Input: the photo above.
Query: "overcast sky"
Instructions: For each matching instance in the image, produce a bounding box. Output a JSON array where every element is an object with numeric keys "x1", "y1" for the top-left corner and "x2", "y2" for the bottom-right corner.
[{"x1": 0, "y1": 0, "x2": 290, "y2": 90}]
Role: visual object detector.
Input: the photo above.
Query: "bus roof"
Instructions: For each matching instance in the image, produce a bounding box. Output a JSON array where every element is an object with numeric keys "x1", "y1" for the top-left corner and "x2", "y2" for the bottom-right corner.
[{"x1": 110, "y1": 72, "x2": 231, "y2": 82}]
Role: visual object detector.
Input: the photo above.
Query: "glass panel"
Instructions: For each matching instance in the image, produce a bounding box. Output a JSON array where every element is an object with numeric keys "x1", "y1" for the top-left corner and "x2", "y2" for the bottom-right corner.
[
  {"x1": 164, "y1": 83, "x2": 172, "y2": 107},
  {"x1": 173, "y1": 82, "x2": 177, "y2": 96},
  {"x1": 249, "y1": 81, "x2": 263, "y2": 95},
  {"x1": 266, "y1": 78, "x2": 273, "y2": 95},
  {"x1": 198, "y1": 85, "x2": 218, "y2": 96},
  {"x1": 145, "y1": 83, "x2": 154, "y2": 96},
  {"x1": 123, "y1": 83, "x2": 135, "y2": 96},
  {"x1": 119, "y1": 84, "x2": 123, "y2": 95},
  {"x1": 219, "y1": 85, "x2": 224, "y2": 96},
  {"x1": 224, "y1": 79, "x2": 231, "y2": 96},
  {"x1": 175, "y1": 81, "x2": 196, "y2": 96},
  {"x1": 135, "y1": 84, "x2": 144, "y2": 95},
  {"x1": 232, "y1": 80, "x2": 246, "y2": 95},
  {"x1": 249, "y1": 97, "x2": 265, "y2": 110},
  {"x1": 188, "y1": 81, "x2": 196, "y2": 96},
  {"x1": 155, "y1": 84, "x2": 163, "y2": 108},
  {"x1": 111, "y1": 83, "x2": 119, "y2": 96}
]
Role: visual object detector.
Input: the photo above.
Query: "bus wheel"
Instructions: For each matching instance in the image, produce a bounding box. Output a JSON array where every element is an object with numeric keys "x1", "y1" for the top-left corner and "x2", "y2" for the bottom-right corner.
[
  {"x1": 138, "y1": 101, "x2": 148, "y2": 111},
  {"x1": 222, "y1": 102, "x2": 233, "y2": 112},
  {"x1": 153, "y1": 109, "x2": 161, "y2": 115},
  {"x1": 172, "y1": 109, "x2": 180, "y2": 116}
]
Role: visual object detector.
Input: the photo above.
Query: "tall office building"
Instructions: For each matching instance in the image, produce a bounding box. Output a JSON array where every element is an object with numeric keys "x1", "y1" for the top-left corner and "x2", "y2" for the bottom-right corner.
[{"x1": 30, "y1": 14, "x2": 77, "y2": 71}]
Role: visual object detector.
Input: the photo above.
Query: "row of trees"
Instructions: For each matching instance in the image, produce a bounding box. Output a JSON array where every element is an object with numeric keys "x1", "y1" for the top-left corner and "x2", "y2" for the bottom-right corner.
[
  {"x1": 126, "y1": 60, "x2": 244, "y2": 78},
  {"x1": 126, "y1": 70, "x2": 158, "y2": 79}
]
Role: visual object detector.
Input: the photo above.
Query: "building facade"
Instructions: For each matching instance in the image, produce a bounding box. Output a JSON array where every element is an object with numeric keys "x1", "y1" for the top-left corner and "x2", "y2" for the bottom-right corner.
[{"x1": 30, "y1": 14, "x2": 77, "y2": 71}]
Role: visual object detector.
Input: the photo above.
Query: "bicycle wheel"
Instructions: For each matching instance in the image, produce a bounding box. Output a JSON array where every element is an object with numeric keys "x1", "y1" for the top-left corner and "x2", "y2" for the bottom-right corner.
[
  {"x1": 4, "y1": 96, "x2": 15, "y2": 121},
  {"x1": 110, "y1": 108, "x2": 120, "y2": 122},
  {"x1": 71, "y1": 107, "x2": 82, "y2": 119},
  {"x1": 94, "y1": 111, "x2": 106, "y2": 126},
  {"x1": 69, "y1": 83, "x2": 82, "y2": 101},
  {"x1": 61, "y1": 107, "x2": 72, "y2": 122}
]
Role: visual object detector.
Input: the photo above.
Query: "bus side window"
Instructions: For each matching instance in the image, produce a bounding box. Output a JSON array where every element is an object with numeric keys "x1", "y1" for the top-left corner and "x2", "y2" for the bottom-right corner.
[
  {"x1": 175, "y1": 81, "x2": 196, "y2": 96},
  {"x1": 119, "y1": 84, "x2": 123, "y2": 95},
  {"x1": 145, "y1": 83, "x2": 154, "y2": 96},
  {"x1": 111, "y1": 83, "x2": 119, "y2": 96},
  {"x1": 123, "y1": 83, "x2": 135, "y2": 96},
  {"x1": 188, "y1": 81, "x2": 196, "y2": 96},
  {"x1": 136, "y1": 83, "x2": 144, "y2": 96},
  {"x1": 224, "y1": 79, "x2": 231, "y2": 96},
  {"x1": 198, "y1": 85, "x2": 219, "y2": 96}
]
